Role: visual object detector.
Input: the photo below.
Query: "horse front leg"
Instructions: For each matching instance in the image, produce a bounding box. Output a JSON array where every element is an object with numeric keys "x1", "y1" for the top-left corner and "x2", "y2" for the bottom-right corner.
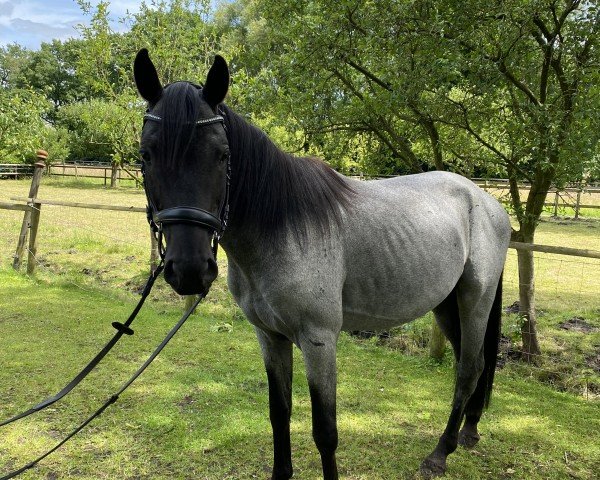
[
  {"x1": 300, "y1": 331, "x2": 339, "y2": 480},
  {"x1": 256, "y1": 328, "x2": 294, "y2": 480}
]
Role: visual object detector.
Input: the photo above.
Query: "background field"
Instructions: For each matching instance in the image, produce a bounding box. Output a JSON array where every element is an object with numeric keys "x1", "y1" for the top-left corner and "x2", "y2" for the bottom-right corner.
[{"x1": 0, "y1": 177, "x2": 599, "y2": 479}]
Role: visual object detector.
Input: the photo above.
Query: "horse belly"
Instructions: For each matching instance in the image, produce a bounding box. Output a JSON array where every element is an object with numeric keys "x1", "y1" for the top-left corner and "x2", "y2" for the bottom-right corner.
[
  {"x1": 340, "y1": 204, "x2": 468, "y2": 332},
  {"x1": 340, "y1": 258, "x2": 463, "y2": 332}
]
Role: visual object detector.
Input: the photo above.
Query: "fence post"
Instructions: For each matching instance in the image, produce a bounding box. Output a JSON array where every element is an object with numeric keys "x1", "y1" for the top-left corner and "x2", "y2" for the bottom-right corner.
[
  {"x1": 575, "y1": 187, "x2": 582, "y2": 219},
  {"x1": 150, "y1": 229, "x2": 160, "y2": 274},
  {"x1": 13, "y1": 155, "x2": 46, "y2": 270},
  {"x1": 26, "y1": 201, "x2": 42, "y2": 274},
  {"x1": 553, "y1": 190, "x2": 559, "y2": 217}
]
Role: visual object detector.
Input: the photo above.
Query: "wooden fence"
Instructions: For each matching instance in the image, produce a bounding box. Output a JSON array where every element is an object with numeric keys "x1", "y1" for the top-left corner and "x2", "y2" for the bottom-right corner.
[
  {"x1": 47, "y1": 163, "x2": 142, "y2": 186},
  {"x1": 7, "y1": 164, "x2": 600, "y2": 214},
  {"x1": 1, "y1": 169, "x2": 600, "y2": 275},
  {"x1": 2, "y1": 200, "x2": 600, "y2": 275},
  {"x1": 0, "y1": 164, "x2": 35, "y2": 178}
]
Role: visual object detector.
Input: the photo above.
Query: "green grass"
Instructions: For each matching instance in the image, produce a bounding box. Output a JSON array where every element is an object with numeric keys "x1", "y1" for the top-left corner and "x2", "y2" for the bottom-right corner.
[{"x1": 0, "y1": 177, "x2": 599, "y2": 479}]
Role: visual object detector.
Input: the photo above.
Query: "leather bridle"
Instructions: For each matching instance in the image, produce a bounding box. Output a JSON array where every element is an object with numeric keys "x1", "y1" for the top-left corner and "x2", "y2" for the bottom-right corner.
[{"x1": 141, "y1": 108, "x2": 231, "y2": 261}]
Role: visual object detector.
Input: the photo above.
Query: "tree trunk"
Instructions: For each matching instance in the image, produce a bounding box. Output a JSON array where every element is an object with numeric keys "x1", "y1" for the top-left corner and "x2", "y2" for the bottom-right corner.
[
  {"x1": 110, "y1": 162, "x2": 119, "y2": 188},
  {"x1": 513, "y1": 230, "x2": 542, "y2": 363},
  {"x1": 429, "y1": 321, "x2": 446, "y2": 362}
]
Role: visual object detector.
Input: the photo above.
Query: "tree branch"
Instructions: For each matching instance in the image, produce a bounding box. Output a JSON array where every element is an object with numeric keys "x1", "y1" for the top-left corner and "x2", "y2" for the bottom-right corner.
[
  {"x1": 497, "y1": 58, "x2": 541, "y2": 106},
  {"x1": 341, "y1": 56, "x2": 393, "y2": 91}
]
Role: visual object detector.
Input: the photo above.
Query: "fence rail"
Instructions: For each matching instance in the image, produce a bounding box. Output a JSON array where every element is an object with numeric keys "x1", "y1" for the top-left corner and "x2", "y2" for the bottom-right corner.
[
  {"x1": 0, "y1": 164, "x2": 35, "y2": 178},
  {"x1": 509, "y1": 241, "x2": 600, "y2": 259},
  {"x1": 47, "y1": 163, "x2": 142, "y2": 185},
  {"x1": 10, "y1": 197, "x2": 146, "y2": 213},
  {"x1": 2, "y1": 196, "x2": 599, "y2": 271}
]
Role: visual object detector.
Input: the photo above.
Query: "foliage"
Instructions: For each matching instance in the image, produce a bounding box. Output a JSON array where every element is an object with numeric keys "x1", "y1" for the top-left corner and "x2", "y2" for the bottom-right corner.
[
  {"x1": 56, "y1": 94, "x2": 142, "y2": 165},
  {"x1": 0, "y1": 87, "x2": 51, "y2": 163},
  {"x1": 14, "y1": 39, "x2": 88, "y2": 112},
  {"x1": 125, "y1": 0, "x2": 216, "y2": 84}
]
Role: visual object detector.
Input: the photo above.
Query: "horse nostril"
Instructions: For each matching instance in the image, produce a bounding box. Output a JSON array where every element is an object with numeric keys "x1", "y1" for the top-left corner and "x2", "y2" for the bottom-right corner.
[
  {"x1": 207, "y1": 258, "x2": 218, "y2": 278},
  {"x1": 164, "y1": 259, "x2": 174, "y2": 278}
]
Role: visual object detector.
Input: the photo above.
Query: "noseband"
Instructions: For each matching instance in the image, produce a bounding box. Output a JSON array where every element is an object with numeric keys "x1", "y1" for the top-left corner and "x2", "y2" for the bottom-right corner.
[{"x1": 141, "y1": 110, "x2": 231, "y2": 260}]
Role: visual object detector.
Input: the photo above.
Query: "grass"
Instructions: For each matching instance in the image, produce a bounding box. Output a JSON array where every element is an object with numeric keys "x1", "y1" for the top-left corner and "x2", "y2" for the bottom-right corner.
[{"x1": 0, "y1": 177, "x2": 599, "y2": 479}]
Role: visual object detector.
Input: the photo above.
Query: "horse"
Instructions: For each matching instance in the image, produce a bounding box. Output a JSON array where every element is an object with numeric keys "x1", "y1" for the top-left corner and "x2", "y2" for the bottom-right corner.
[{"x1": 133, "y1": 49, "x2": 511, "y2": 479}]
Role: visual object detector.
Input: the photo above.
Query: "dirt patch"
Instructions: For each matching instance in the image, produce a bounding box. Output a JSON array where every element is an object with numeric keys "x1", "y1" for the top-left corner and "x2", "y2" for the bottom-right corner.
[
  {"x1": 504, "y1": 301, "x2": 520, "y2": 314},
  {"x1": 124, "y1": 277, "x2": 147, "y2": 295},
  {"x1": 559, "y1": 316, "x2": 598, "y2": 333},
  {"x1": 177, "y1": 394, "x2": 196, "y2": 407},
  {"x1": 497, "y1": 334, "x2": 522, "y2": 368},
  {"x1": 503, "y1": 300, "x2": 545, "y2": 316},
  {"x1": 585, "y1": 350, "x2": 600, "y2": 373}
]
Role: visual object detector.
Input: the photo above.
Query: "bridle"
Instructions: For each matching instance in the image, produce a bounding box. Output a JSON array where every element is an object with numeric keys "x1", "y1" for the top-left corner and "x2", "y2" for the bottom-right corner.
[{"x1": 142, "y1": 106, "x2": 231, "y2": 261}]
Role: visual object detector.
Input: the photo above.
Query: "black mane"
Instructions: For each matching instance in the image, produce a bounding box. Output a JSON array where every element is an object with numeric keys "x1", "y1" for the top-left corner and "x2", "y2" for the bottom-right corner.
[{"x1": 222, "y1": 105, "x2": 355, "y2": 242}]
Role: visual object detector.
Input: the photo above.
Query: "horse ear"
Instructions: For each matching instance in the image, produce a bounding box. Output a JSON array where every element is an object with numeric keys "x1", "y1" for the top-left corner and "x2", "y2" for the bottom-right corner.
[
  {"x1": 134, "y1": 48, "x2": 163, "y2": 104},
  {"x1": 202, "y1": 55, "x2": 229, "y2": 109}
]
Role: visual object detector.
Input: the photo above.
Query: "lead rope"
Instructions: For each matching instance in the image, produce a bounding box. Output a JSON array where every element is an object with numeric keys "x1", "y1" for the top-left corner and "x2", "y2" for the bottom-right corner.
[
  {"x1": 0, "y1": 260, "x2": 164, "y2": 429},
  {"x1": 0, "y1": 159, "x2": 166, "y2": 429},
  {"x1": 0, "y1": 102, "x2": 230, "y2": 479},
  {"x1": 0, "y1": 294, "x2": 204, "y2": 480}
]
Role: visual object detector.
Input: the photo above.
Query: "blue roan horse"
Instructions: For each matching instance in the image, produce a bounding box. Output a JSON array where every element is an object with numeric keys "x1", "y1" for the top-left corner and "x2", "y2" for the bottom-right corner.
[{"x1": 134, "y1": 50, "x2": 511, "y2": 479}]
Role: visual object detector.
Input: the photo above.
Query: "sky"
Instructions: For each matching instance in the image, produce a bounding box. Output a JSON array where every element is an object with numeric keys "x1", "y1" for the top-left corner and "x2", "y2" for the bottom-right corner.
[{"x1": 0, "y1": 0, "x2": 142, "y2": 49}]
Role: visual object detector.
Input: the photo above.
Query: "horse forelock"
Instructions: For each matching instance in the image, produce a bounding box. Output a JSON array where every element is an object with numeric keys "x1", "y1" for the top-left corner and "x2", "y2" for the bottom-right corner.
[
  {"x1": 155, "y1": 81, "x2": 204, "y2": 168},
  {"x1": 222, "y1": 105, "x2": 356, "y2": 243}
]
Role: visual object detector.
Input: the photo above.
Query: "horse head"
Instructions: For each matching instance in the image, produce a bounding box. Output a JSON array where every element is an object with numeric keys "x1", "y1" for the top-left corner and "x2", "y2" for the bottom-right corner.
[{"x1": 134, "y1": 49, "x2": 230, "y2": 295}]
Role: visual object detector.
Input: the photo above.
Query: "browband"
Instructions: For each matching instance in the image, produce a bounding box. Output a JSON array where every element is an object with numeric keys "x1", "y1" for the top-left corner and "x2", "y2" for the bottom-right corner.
[{"x1": 143, "y1": 112, "x2": 225, "y2": 127}]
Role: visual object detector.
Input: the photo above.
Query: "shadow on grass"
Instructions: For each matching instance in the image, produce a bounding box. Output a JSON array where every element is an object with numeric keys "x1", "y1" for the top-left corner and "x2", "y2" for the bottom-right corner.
[{"x1": 1, "y1": 268, "x2": 598, "y2": 480}]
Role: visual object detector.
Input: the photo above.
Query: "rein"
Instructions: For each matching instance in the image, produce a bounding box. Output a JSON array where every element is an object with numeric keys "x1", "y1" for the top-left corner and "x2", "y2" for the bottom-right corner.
[{"x1": 0, "y1": 108, "x2": 230, "y2": 479}]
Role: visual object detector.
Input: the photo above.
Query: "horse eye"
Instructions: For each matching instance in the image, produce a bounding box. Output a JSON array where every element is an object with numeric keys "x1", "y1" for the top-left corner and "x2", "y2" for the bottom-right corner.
[{"x1": 221, "y1": 150, "x2": 230, "y2": 163}]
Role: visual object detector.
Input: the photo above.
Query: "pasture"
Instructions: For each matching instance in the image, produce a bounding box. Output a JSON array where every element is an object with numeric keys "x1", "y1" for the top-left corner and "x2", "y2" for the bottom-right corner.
[{"x1": 0, "y1": 177, "x2": 599, "y2": 479}]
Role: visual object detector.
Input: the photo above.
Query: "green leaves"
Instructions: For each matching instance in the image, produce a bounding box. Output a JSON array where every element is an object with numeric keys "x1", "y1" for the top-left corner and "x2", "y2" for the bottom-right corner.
[{"x1": 0, "y1": 88, "x2": 51, "y2": 163}]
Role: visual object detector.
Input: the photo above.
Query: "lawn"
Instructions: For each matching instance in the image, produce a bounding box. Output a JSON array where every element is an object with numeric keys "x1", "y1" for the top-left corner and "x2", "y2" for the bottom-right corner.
[{"x1": 0, "y1": 177, "x2": 599, "y2": 479}]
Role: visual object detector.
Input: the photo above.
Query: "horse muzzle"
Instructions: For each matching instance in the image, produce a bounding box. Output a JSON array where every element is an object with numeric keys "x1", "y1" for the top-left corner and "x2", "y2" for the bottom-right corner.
[{"x1": 163, "y1": 253, "x2": 218, "y2": 295}]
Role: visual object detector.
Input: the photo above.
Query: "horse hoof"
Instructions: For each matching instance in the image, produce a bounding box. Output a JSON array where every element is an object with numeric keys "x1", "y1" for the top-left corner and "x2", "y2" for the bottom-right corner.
[
  {"x1": 419, "y1": 457, "x2": 446, "y2": 478},
  {"x1": 458, "y1": 429, "x2": 480, "y2": 448},
  {"x1": 270, "y1": 468, "x2": 293, "y2": 480}
]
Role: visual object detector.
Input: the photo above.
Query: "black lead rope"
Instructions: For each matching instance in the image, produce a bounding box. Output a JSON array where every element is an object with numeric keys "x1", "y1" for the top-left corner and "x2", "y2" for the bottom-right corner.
[
  {"x1": 0, "y1": 292, "x2": 204, "y2": 480},
  {"x1": 0, "y1": 261, "x2": 164, "y2": 428}
]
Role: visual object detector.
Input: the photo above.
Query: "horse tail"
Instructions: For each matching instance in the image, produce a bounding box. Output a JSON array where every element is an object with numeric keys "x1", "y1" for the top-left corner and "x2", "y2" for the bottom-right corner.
[{"x1": 482, "y1": 272, "x2": 503, "y2": 408}]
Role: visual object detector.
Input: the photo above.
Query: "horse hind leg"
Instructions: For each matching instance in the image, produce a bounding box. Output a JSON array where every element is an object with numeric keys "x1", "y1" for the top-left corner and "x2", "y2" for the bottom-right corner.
[
  {"x1": 433, "y1": 287, "x2": 461, "y2": 361},
  {"x1": 458, "y1": 274, "x2": 503, "y2": 449},
  {"x1": 420, "y1": 275, "x2": 502, "y2": 478}
]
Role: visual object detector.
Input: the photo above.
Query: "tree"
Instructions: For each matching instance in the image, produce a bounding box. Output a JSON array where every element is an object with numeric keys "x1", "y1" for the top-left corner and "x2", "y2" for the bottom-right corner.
[
  {"x1": 15, "y1": 39, "x2": 88, "y2": 115},
  {"x1": 0, "y1": 44, "x2": 30, "y2": 89},
  {"x1": 221, "y1": 0, "x2": 599, "y2": 361},
  {"x1": 0, "y1": 88, "x2": 51, "y2": 163},
  {"x1": 430, "y1": 0, "x2": 600, "y2": 361},
  {"x1": 57, "y1": 95, "x2": 140, "y2": 186}
]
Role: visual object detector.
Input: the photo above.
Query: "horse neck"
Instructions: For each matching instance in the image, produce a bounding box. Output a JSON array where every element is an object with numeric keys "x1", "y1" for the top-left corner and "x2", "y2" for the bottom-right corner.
[
  {"x1": 219, "y1": 105, "x2": 354, "y2": 259},
  {"x1": 221, "y1": 107, "x2": 294, "y2": 235}
]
